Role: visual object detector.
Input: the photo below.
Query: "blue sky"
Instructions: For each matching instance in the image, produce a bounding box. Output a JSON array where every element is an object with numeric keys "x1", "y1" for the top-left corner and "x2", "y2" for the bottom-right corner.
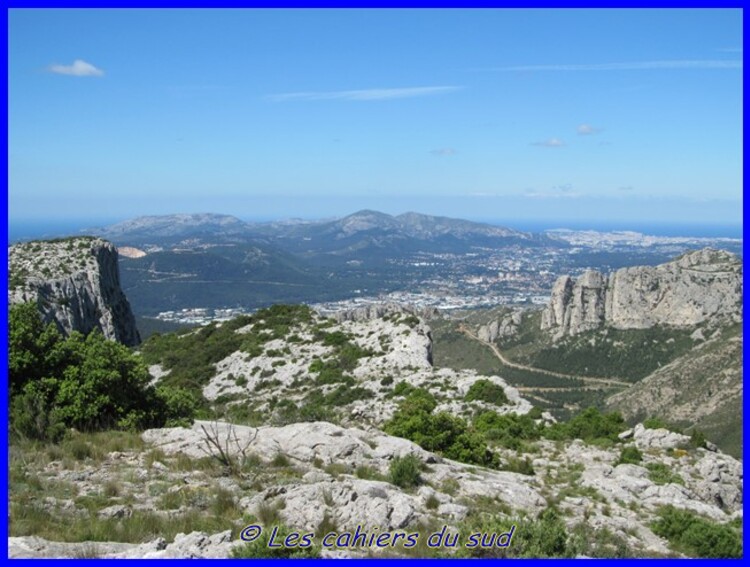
[{"x1": 7, "y1": 8, "x2": 743, "y2": 229}]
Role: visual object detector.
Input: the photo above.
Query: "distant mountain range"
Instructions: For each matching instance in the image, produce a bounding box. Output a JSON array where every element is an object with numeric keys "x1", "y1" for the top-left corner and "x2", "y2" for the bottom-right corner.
[
  {"x1": 91, "y1": 210, "x2": 551, "y2": 254},
  {"x1": 85, "y1": 211, "x2": 563, "y2": 315}
]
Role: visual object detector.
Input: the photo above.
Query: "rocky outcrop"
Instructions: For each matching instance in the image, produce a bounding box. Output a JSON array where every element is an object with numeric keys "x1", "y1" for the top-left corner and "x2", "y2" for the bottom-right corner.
[
  {"x1": 541, "y1": 248, "x2": 742, "y2": 338},
  {"x1": 477, "y1": 310, "x2": 522, "y2": 342},
  {"x1": 9, "y1": 237, "x2": 140, "y2": 346},
  {"x1": 328, "y1": 302, "x2": 440, "y2": 323}
]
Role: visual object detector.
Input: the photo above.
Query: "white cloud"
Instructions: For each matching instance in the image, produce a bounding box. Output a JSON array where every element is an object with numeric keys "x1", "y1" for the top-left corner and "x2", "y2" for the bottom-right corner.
[
  {"x1": 577, "y1": 124, "x2": 601, "y2": 135},
  {"x1": 267, "y1": 86, "x2": 462, "y2": 102},
  {"x1": 48, "y1": 59, "x2": 104, "y2": 77},
  {"x1": 490, "y1": 60, "x2": 742, "y2": 72},
  {"x1": 430, "y1": 148, "x2": 457, "y2": 156},
  {"x1": 532, "y1": 138, "x2": 565, "y2": 148}
]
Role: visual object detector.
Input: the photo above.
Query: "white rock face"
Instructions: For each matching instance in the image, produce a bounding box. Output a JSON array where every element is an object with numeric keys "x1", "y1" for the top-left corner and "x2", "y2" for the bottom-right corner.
[
  {"x1": 9, "y1": 238, "x2": 140, "y2": 345},
  {"x1": 478, "y1": 310, "x2": 522, "y2": 342},
  {"x1": 541, "y1": 248, "x2": 742, "y2": 338},
  {"x1": 330, "y1": 302, "x2": 440, "y2": 323}
]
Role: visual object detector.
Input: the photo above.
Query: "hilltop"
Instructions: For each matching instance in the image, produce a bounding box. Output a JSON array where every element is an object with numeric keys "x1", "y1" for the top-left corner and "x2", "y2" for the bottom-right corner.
[{"x1": 9, "y1": 237, "x2": 140, "y2": 346}]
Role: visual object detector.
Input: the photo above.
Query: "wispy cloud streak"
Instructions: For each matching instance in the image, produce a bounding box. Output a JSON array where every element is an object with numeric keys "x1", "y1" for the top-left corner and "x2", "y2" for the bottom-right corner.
[
  {"x1": 488, "y1": 60, "x2": 742, "y2": 72},
  {"x1": 268, "y1": 86, "x2": 463, "y2": 102},
  {"x1": 48, "y1": 59, "x2": 104, "y2": 77},
  {"x1": 532, "y1": 138, "x2": 565, "y2": 148}
]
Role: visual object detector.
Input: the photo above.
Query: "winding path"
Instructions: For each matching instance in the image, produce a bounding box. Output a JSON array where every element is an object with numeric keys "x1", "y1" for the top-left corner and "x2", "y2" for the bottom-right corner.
[{"x1": 458, "y1": 324, "x2": 631, "y2": 389}]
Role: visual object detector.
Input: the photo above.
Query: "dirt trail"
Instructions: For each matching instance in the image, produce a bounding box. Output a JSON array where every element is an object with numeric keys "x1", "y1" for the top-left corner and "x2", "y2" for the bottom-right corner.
[{"x1": 458, "y1": 324, "x2": 631, "y2": 389}]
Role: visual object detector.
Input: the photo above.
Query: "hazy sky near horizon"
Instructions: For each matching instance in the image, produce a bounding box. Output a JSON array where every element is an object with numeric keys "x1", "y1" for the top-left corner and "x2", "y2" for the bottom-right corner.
[{"x1": 8, "y1": 8, "x2": 743, "y2": 226}]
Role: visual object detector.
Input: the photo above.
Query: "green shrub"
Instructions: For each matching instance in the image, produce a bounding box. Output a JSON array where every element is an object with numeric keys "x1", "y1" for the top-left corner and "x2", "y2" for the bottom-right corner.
[
  {"x1": 380, "y1": 376, "x2": 394, "y2": 386},
  {"x1": 528, "y1": 406, "x2": 543, "y2": 419},
  {"x1": 499, "y1": 455, "x2": 535, "y2": 476},
  {"x1": 688, "y1": 429, "x2": 707, "y2": 449},
  {"x1": 154, "y1": 386, "x2": 198, "y2": 428},
  {"x1": 465, "y1": 379, "x2": 509, "y2": 406},
  {"x1": 651, "y1": 505, "x2": 741, "y2": 558},
  {"x1": 642, "y1": 416, "x2": 678, "y2": 431},
  {"x1": 458, "y1": 507, "x2": 569, "y2": 558},
  {"x1": 646, "y1": 463, "x2": 684, "y2": 486},
  {"x1": 325, "y1": 386, "x2": 370, "y2": 407},
  {"x1": 473, "y1": 411, "x2": 540, "y2": 450},
  {"x1": 9, "y1": 304, "x2": 194, "y2": 439},
  {"x1": 543, "y1": 407, "x2": 626, "y2": 444},
  {"x1": 320, "y1": 330, "x2": 350, "y2": 347},
  {"x1": 615, "y1": 446, "x2": 643, "y2": 466},
  {"x1": 271, "y1": 453, "x2": 291, "y2": 467},
  {"x1": 355, "y1": 465, "x2": 386, "y2": 481},
  {"x1": 384, "y1": 391, "x2": 496, "y2": 467},
  {"x1": 392, "y1": 381, "x2": 418, "y2": 397},
  {"x1": 389, "y1": 455, "x2": 422, "y2": 488}
]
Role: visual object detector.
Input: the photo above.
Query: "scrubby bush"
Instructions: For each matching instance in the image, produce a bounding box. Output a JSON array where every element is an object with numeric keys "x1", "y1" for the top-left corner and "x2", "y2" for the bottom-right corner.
[
  {"x1": 642, "y1": 416, "x2": 676, "y2": 431},
  {"x1": 473, "y1": 411, "x2": 540, "y2": 450},
  {"x1": 389, "y1": 454, "x2": 422, "y2": 488},
  {"x1": 688, "y1": 429, "x2": 707, "y2": 449},
  {"x1": 384, "y1": 389, "x2": 496, "y2": 467},
  {"x1": 646, "y1": 463, "x2": 684, "y2": 486},
  {"x1": 528, "y1": 406, "x2": 543, "y2": 420},
  {"x1": 458, "y1": 507, "x2": 569, "y2": 558},
  {"x1": 392, "y1": 381, "x2": 418, "y2": 397},
  {"x1": 651, "y1": 505, "x2": 741, "y2": 558},
  {"x1": 499, "y1": 455, "x2": 535, "y2": 476},
  {"x1": 543, "y1": 407, "x2": 626, "y2": 444},
  {"x1": 9, "y1": 303, "x2": 195, "y2": 441},
  {"x1": 465, "y1": 379, "x2": 509, "y2": 406},
  {"x1": 615, "y1": 446, "x2": 643, "y2": 466}
]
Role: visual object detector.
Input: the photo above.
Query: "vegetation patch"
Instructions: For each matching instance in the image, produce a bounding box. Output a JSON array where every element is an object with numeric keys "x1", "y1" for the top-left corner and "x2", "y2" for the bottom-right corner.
[
  {"x1": 10, "y1": 303, "x2": 196, "y2": 442},
  {"x1": 384, "y1": 388, "x2": 497, "y2": 467},
  {"x1": 650, "y1": 505, "x2": 741, "y2": 558},
  {"x1": 464, "y1": 379, "x2": 509, "y2": 406}
]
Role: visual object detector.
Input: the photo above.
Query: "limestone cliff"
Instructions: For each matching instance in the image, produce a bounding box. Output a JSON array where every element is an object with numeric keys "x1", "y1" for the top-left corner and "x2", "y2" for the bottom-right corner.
[
  {"x1": 9, "y1": 237, "x2": 140, "y2": 346},
  {"x1": 541, "y1": 248, "x2": 742, "y2": 338},
  {"x1": 477, "y1": 310, "x2": 522, "y2": 342},
  {"x1": 327, "y1": 302, "x2": 441, "y2": 323}
]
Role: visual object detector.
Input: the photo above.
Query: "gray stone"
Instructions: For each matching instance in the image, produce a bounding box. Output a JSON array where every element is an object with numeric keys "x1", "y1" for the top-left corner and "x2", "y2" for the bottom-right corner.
[
  {"x1": 8, "y1": 238, "x2": 140, "y2": 345},
  {"x1": 97, "y1": 505, "x2": 132, "y2": 519},
  {"x1": 541, "y1": 248, "x2": 741, "y2": 337}
]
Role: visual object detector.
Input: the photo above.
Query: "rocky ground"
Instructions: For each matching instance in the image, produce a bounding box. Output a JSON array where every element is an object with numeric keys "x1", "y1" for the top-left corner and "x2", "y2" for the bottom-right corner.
[{"x1": 9, "y1": 417, "x2": 742, "y2": 558}]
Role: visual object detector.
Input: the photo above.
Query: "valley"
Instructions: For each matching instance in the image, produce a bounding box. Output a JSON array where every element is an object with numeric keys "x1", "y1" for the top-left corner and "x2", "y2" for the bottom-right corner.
[{"x1": 73, "y1": 211, "x2": 743, "y2": 322}]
